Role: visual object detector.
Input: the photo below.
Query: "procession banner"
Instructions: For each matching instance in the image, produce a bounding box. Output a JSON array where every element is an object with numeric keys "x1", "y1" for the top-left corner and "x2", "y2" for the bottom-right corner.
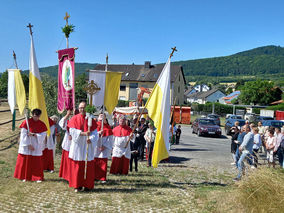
[
  {"x1": 29, "y1": 34, "x2": 50, "y2": 135},
  {"x1": 57, "y1": 48, "x2": 75, "y2": 113},
  {"x1": 145, "y1": 58, "x2": 171, "y2": 168},
  {"x1": 88, "y1": 70, "x2": 122, "y2": 114}
]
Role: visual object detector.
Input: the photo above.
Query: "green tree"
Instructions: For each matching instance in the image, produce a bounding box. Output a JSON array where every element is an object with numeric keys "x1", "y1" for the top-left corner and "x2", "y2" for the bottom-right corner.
[
  {"x1": 42, "y1": 78, "x2": 58, "y2": 116},
  {"x1": 75, "y1": 73, "x2": 87, "y2": 104},
  {"x1": 239, "y1": 80, "x2": 282, "y2": 105},
  {"x1": 0, "y1": 70, "x2": 8, "y2": 98}
]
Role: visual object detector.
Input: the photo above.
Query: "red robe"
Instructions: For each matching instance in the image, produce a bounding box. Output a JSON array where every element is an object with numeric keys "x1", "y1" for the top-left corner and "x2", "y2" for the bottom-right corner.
[
  {"x1": 42, "y1": 118, "x2": 55, "y2": 171},
  {"x1": 14, "y1": 118, "x2": 47, "y2": 181},
  {"x1": 110, "y1": 125, "x2": 132, "y2": 175},
  {"x1": 67, "y1": 113, "x2": 98, "y2": 189},
  {"x1": 94, "y1": 121, "x2": 113, "y2": 181}
]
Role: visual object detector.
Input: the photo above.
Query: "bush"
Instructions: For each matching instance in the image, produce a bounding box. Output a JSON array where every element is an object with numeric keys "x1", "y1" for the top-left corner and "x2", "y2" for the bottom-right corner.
[
  {"x1": 266, "y1": 103, "x2": 284, "y2": 111},
  {"x1": 117, "y1": 100, "x2": 130, "y2": 107},
  {"x1": 190, "y1": 102, "x2": 246, "y2": 115}
]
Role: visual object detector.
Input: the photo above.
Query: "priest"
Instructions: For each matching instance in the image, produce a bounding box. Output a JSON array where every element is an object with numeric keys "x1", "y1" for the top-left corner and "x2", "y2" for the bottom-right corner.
[
  {"x1": 68, "y1": 102, "x2": 98, "y2": 192},
  {"x1": 42, "y1": 117, "x2": 56, "y2": 172},
  {"x1": 110, "y1": 116, "x2": 132, "y2": 175},
  {"x1": 94, "y1": 113, "x2": 113, "y2": 182},
  {"x1": 14, "y1": 109, "x2": 47, "y2": 182},
  {"x1": 58, "y1": 110, "x2": 72, "y2": 181}
]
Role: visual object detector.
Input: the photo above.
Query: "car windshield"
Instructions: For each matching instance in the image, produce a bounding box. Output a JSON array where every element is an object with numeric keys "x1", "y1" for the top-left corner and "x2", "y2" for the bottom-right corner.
[
  {"x1": 231, "y1": 116, "x2": 242, "y2": 119},
  {"x1": 199, "y1": 119, "x2": 216, "y2": 125},
  {"x1": 262, "y1": 117, "x2": 274, "y2": 120}
]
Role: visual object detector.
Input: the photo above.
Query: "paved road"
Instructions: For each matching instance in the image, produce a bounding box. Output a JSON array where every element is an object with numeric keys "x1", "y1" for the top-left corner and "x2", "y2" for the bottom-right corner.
[{"x1": 169, "y1": 125, "x2": 233, "y2": 170}]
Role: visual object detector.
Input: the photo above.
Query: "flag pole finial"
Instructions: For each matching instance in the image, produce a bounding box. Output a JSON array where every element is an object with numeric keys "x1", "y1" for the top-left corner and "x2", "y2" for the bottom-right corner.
[
  {"x1": 12, "y1": 51, "x2": 19, "y2": 69},
  {"x1": 64, "y1": 12, "x2": 70, "y2": 26},
  {"x1": 105, "y1": 53, "x2": 109, "y2": 71},
  {"x1": 170, "y1": 46, "x2": 177, "y2": 58},
  {"x1": 27, "y1": 23, "x2": 33, "y2": 35}
]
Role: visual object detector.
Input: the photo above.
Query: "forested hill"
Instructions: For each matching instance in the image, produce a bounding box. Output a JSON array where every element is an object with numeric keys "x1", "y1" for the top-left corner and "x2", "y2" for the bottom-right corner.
[
  {"x1": 173, "y1": 45, "x2": 284, "y2": 79},
  {"x1": 22, "y1": 63, "x2": 97, "y2": 78}
]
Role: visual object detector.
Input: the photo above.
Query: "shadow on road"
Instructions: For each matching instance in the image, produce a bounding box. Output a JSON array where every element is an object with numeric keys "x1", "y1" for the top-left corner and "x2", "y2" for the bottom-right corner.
[
  {"x1": 171, "y1": 148, "x2": 211, "y2": 152},
  {"x1": 169, "y1": 156, "x2": 191, "y2": 164}
]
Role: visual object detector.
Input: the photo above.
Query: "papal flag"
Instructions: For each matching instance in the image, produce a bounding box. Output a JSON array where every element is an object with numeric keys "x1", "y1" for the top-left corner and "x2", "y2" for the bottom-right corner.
[
  {"x1": 88, "y1": 70, "x2": 122, "y2": 114},
  {"x1": 8, "y1": 69, "x2": 26, "y2": 115},
  {"x1": 145, "y1": 57, "x2": 171, "y2": 168},
  {"x1": 28, "y1": 35, "x2": 50, "y2": 135}
]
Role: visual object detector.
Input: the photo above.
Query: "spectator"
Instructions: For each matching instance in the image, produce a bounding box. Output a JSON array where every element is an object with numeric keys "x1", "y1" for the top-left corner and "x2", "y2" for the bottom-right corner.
[
  {"x1": 234, "y1": 126, "x2": 254, "y2": 181},
  {"x1": 231, "y1": 121, "x2": 241, "y2": 165},
  {"x1": 274, "y1": 127, "x2": 284, "y2": 167},
  {"x1": 130, "y1": 130, "x2": 140, "y2": 172},
  {"x1": 234, "y1": 126, "x2": 246, "y2": 167},
  {"x1": 257, "y1": 121, "x2": 265, "y2": 153},
  {"x1": 144, "y1": 123, "x2": 156, "y2": 167},
  {"x1": 252, "y1": 128, "x2": 262, "y2": 168},
  {"x1": 137, "y1": 118, "x2": 148, "y2": 161},
  {"x1": 265, "y1": 129, "x2": 276, "y2": 168},
  {"x1": 175, "y1": 125, "x2": 182, "y2": 145}
]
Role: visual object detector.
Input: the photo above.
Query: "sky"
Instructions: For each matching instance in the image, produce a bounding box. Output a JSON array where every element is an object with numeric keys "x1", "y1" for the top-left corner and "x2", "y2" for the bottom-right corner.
[{"x1": 1, "y1": 0, "x2": 284, "y2": 72}]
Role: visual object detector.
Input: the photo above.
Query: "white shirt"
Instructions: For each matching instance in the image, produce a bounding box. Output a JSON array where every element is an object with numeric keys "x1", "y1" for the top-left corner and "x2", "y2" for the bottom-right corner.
[
  {"x1": 112, "y1": 136, "x2": 131, "y2": 159},
  {"x1": 94, "y1": 135, "x2": 113, "y2": 158},
  {"x1": 18, "y1": 128, "x2": 47, "y2": 156},
  {"x1": 274, "y1": 133, "x2": 283, "y2": 152},
  {"x1": 68, "y1": 128, "x2": 99, "y2": 161}
]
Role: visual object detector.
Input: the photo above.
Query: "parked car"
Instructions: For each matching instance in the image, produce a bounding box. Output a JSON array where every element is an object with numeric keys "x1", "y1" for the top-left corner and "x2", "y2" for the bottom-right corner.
[
  {"x1": 254, "y1": 116, "x2": 274, "y2": 123},
  {"x1": 244, "y1": 113, "x2": 256, "y2": 121},
  {"x1": 207, "y1": 114, "x2": 221, "y2": 126},
  {"x1": 225, "y1": 118, "x2": 246, "y2": 135},
  {"x1": 226, "y1": 114, "x2": 243, "y2": 121},
  {"x1": 192, "y1": 118, "x2": 222, "y2": 137},
  {"x1": 262, "y1": 120, "x2": 284, "y2": 128}
]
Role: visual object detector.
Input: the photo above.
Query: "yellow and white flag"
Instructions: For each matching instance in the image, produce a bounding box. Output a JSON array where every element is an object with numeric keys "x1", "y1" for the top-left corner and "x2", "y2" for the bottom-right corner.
[
  {"x1": 8, "y1": 69, "x2": 26, "y2": 115},
  {"x1": 145, "y1": 58, "x2": 171, "y2": 168},
  {"x1": 88, "y1": 70, "x2": 122, "y2": 114},
  {"x1": 28, "y1": 35, "x2": 50, "y2": 135}
]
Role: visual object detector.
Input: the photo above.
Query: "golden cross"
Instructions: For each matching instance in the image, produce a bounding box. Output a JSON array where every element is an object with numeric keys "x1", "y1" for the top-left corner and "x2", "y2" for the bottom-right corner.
[
  {"x1": 170, "y1": 46, "x2": 177, "y2": 58},
  {"x1": 64, "y1": 12, "x2": 70, "y2": 26},
  {"x1": 84, "y1": 80, "x2": 101, "y2": 106},
  {"x1": 27, "y1": 23, "x2": 33, "y2": 35}
]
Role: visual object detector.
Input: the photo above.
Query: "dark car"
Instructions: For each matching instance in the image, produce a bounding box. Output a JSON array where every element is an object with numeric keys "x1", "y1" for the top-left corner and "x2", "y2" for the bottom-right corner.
[
  {"x1": 262, "y1": 120, "x2": 284, "y2": 128},
  {"x1": 225, "y1": 118, "x2": 246, "y2": 135},
  {"x1": 192, "y1": 118, "x2": 222, "y2": 137},
  {"x1": 254, "y1": 116, "x2": 274, "y2": 123},
  {"x1": 207, "y1": 114, "x2": 221, "y2": 126}
]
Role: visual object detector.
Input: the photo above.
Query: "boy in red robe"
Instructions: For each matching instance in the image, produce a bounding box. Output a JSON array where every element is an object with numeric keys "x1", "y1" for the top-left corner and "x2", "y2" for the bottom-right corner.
[
  {"x1": 94, "y1": 113, "x2": 113, "y2": 182},
  {"x1": 14, "y1": 109, "x2": 47, "y2": 182},
  {"x1": 110, "y1": 116, "x2": 132, "y2": 175}
]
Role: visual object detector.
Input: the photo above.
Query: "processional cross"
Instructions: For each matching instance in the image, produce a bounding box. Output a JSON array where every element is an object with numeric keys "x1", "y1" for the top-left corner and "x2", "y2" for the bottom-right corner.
[
  {"x1": 27, "y1": 23, "x2": 33, "y2": 35},
  {"x1": 64, "y1": 12, "x2": 70, "y2": 26},
  {"x1": 170, "y1": 46, "x2": 177, "y2": 58},
  {"x1": 84, "y1": 80, "x2": 101, "y2": 106}
]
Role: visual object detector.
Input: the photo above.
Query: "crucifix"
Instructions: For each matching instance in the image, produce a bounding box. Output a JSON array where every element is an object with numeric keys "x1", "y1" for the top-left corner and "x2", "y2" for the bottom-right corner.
[
  {"x1": 64, "y1": 12, "x2": 70, "y2": 26},
  {"x1": 27, "y1": 23, "x2": 33, "y2": 35},
  {"x1": 170, "y1": 46, "x2": 177, "y2": 58},
  {"x1": 84, "y1": 80, "x2": 101, "y2": 106}
]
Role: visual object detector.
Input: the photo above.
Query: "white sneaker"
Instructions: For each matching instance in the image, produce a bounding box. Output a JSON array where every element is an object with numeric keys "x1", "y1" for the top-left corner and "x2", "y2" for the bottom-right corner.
[
  {"x1": 101, "y1": 181, "x2": 106, "y2": 183},
  {"x1": 22, "y1": 179, "x2": 26, "y2": 182},
  {"x1": 231, "y1": 162, "x2": 236, "y2": 165},
  {"x1": 50, "y1": 170, "x2": 54, "y2": 173},
  {"x1": 36, "y1": 180, "x2": 42, "y2": 183},
  {"x1": 251, "y1": 166, "x2": 256, "y2": 169}
]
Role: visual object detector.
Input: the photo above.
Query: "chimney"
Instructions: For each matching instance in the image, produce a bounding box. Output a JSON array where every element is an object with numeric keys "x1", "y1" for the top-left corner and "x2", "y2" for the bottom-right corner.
[{"x1": 144, "y1": 61, "x2": 151, "y2": 69}]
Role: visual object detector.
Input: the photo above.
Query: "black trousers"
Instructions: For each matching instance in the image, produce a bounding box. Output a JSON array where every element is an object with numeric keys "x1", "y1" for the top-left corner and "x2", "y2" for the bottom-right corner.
[
  {"x1": 130, "y1": 153, "x2": 138, "y2": 172},
  {"x1": 176, "y1": 136, "x2": 180, "y2": 144},
  {"x1": 139, "y1": 141, "x2": 146, "y2": 160}
]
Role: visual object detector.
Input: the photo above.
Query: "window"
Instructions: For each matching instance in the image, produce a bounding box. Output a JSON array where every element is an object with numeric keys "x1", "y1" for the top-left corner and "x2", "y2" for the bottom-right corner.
[{"x1": 120, "y1": 85, "x2": 126, "y2": 91}]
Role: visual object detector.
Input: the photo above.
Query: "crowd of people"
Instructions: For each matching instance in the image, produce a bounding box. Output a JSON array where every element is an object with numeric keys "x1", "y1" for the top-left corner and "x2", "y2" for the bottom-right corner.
[
  {"x1": 13, "y1": 102, "x2": 183, "y2": 192},
  {"x1": 230, "y1": 120, "x2": 284, "y2": 181}
]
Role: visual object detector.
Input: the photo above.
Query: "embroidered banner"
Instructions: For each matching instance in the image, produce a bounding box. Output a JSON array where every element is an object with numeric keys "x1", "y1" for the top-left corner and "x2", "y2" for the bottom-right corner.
[{"x1": 57, "y1": 48, "x2": 75, "y2": 113}]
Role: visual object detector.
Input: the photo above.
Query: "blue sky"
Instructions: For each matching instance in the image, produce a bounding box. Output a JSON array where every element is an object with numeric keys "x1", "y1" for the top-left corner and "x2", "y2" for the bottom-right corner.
[{"x1": 1, "y1": 0, "x2": 284, "y2": 72}]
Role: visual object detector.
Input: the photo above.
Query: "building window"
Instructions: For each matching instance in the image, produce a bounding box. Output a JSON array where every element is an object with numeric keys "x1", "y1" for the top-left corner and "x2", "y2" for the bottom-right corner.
[{"x1": 120, "y1": 85, "x2": 126, "y2": 91}]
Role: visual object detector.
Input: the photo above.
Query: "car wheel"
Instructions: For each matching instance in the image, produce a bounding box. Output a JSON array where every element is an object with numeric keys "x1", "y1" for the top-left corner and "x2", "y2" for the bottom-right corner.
[{"x1": 197, "y1": 129, "x2": 201, "y2": 137}]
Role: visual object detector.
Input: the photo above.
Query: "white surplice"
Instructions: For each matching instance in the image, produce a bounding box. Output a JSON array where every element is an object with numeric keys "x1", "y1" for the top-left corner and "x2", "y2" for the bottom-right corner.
[
  {"x1": 112, "y1": 136, "x2": 131, "y2": 159},
  {"x1": 59, "y1": 118, "x2": 72, "y2": 151},
  {"x1": 94, "y1": 136, "x2": 113, "y2": 158},
  {"x1": 18, "y1": 128, "x2": 47, "y2": 156}
]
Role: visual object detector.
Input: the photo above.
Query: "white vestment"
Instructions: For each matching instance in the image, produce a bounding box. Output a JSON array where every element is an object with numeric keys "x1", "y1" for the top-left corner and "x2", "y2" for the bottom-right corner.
[
  {"x1": 94, "y1": 136, "x2": 113, "y2": 158},
  {"x1": 44, "y1": 125, "x2": 55, "y2": 150},
  {"x1": 69, "y1": 128, "x2": 99, "y2": 161},
  {"x1": 59, "y1": 118, "x2": 72, "y2": 151},
  {"x1": 112, "y1": 136, "x2": 131, "y2": 159},
  {"x1": 18, "y1": 128, "x2": 47, "y2": 156}
]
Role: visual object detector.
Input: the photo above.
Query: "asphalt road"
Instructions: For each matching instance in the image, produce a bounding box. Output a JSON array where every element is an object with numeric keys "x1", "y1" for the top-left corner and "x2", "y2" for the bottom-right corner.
[{"x1": 169, "y1": 125, "x2": 233, "y2": 170}]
